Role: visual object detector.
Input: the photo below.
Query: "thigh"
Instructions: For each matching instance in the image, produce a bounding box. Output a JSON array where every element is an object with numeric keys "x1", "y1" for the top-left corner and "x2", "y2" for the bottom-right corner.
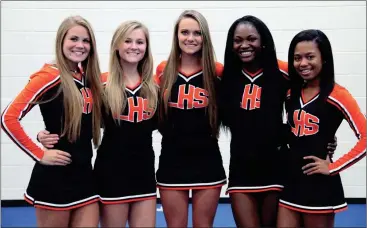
[
  {"x1": 159, "y1": 189, "x2": 189, "y2": 227},
  {"x1": 277, "y1": 206, "x2": 301, "y2": 228},
  {"x1": 99, "y1": 203, "x2": 129, "y2": 228},
  {"x1": 191, "y1": 187, "x2": 221, "y2": 227},
  {"x1": 229, "y1": 192, "x2": 260, "y2": 228},
  {"x1": 303, "y1": 213, "x2": 335, "y2": 228},
  {"x1": 36, "y1": 208, "x2": 70, "y2": 227},
  {"x1": 128, "y1": 199, "x2": 156, "y2": 227},
  {"x1": 260, "y1": 191, "x2": 280, "y2": 227},
  {"x1": 69, "y1": 202, "x2": 99, "y2": 227}
]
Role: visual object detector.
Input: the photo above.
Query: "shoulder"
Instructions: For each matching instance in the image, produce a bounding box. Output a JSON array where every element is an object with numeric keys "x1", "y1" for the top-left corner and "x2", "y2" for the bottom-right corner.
[
  {"x1": 156, "y1": 61, "x2": 167, "y2": 77},
  {"x1": 215, "y1": 62, "x2": 224, "y2": 80},
  {"x1": 154, "y1": 61, "x2": 168, "y2": 86},
  {"x1": 277, "y1": 59, "x2": 289, "y2": 80},
  {"x1": 29, "y1": 63, "x2": 60, "y2": 84},
  {"x1": 329, "y1": 83, "x2": 353, "y2": 101},
  {"x1": 101, "y1": 72, "x2": 109, "y2": 85}
]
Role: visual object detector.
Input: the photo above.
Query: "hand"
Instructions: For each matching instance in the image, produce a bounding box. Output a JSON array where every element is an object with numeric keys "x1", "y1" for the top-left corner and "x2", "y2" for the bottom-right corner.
[
  {"x1": 327, "y1": 136, "x2": 337, "y2": 158},
  {"x1": 40, "y1": 149, "x2": 72, "y2": 166},
  {"x1": 37, "y1": 130, "x2": 59, "y2": 148},
  {"x1": 302, "y1": 155, "x2": 331, "y2": 175}
]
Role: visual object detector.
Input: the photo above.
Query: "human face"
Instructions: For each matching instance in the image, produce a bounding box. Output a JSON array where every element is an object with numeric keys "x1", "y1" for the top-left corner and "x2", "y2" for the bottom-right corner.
[
  {"x1": 233, "y1": 23, "x2": 261, "y2": 63},
  {"x1": 177, "y1": 17, "x2": 203, "y2": 56},
  {"x1": 118, "y1": 28, "x2": 147, "y2": 64},
  {"x1": 293, "y1": 41, "x2": 323, "y2": 81},
  {"x1": 63, "y1": 25, "x2": 91, "y2": 68}
]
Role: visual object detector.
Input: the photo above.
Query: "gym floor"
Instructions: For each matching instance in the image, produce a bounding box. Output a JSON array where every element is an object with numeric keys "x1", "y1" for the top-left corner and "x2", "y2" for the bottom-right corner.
[{"x1": 1, "y1": 203, "x2": 366, "y2": 227}]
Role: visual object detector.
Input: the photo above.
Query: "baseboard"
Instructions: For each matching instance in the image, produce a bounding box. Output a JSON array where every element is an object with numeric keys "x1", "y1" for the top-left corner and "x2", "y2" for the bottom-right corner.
[{"x1": 2, "y1": 198, "x2": 365, "y2": 207}]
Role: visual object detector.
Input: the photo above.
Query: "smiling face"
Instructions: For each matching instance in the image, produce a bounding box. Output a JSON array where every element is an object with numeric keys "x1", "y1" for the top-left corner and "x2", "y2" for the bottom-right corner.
[
  {"x1": 118, "y1": 28, "x2": 147, "y2": 64},
  {"x1": 293, "y1": 41, "x2": 323, "y2": 81},
  {"x1": 62, "y1": 25, "x2": 91, "y2": 68},
  {"x1": 177, "y1": 17, "x2": 203, "y2": 56},
  {"x1": 233, "y1": 22, "x2": 261, "y2": 63}
]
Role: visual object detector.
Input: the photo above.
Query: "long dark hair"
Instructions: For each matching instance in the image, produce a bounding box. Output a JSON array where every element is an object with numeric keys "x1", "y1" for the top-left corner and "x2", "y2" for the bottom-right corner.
[
  {"x1": 288, "y1": 29, "x2": 335, "y2": 105},
  {"x1": 221, "y1": 15, "x2": 283, "y2": 127}
]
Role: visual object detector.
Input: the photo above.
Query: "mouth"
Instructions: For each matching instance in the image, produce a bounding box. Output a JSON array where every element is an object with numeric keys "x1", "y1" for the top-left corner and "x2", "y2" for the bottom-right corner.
[
  {"x1": 185, "y1": 43, "x2": 197, "y2": 47},
  {"x1": 71, "y1": 50, "x2": 86, "y2": 56},
  {"x1": 299, "y1": 69, "x2": 312, "y2": 76},
  {"x1": 238, "y1": 50, "x2": 254, "y2": 58},
  {"x1": 126, "y1": 52, "x2": 140, "y2": 55}
]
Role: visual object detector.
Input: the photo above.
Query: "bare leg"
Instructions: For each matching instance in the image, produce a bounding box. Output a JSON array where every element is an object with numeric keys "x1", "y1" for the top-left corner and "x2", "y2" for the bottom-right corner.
[
  {"x1": 159, "y1": 189, "x2": 189, "y2": 227},
  {"x1": 192, "y1": 187, "x2": 221, "y2": 227},
  {"x1": 229, "y1": 193, "x2": 260, "y2": 228},
  {"x1": 99, "y1": 203, "x2": 129, "y2": 227},
  {"x1": 277, "y1": 206, "x2": 301, "y2": 228},
  {"x1": 128, "y1": 198, "x2": 157, "y2": 227},
  {"x1": 69, "y1": 202, "x2": 99, "y2": 227},
  {"x1": 303, "y1": 212, "x2": 335, "y2": 228},
  {"x1": 35, "y1": 208, "x2": 70, "y2": 227}
]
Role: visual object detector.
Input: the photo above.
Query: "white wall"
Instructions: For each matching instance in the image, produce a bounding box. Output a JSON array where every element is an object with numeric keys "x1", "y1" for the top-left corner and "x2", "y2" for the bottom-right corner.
[{"x1": 1, "y1": 1, "x2": 366, "y2": 200}]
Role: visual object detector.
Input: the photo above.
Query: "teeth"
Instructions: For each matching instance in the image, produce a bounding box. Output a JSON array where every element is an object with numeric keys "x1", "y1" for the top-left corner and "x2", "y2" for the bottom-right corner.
[
  {"x1": 73, "y1": 51, "x2": 83, "y2": 56},
  {"x1": 240, "y1": 51, "x2": 252, "y2": 57},
  {"x1": 301, "y1": 70, "x2": 311, "y2": 74}
]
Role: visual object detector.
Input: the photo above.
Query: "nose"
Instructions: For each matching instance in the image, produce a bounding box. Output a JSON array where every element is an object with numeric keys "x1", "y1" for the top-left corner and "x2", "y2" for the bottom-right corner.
[
  {"x1": 240, "y1": 41, "x2": 250, "y2": 49},
  {"x1": 130, "y1": 42, "x2": 138, "y2": 50},
  {"x1": 75, "y1": 41, "x2": 84, "y2": 48},
  {"x1": 300, "y1": 57, "x2": 308, "y2": 66},
  {"x1": 187, "y1": 34, "x2": 194, "y2": 41}
]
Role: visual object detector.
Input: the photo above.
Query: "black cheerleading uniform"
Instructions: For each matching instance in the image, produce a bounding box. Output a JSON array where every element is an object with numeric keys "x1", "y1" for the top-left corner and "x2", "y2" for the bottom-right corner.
[
  {"x1": 93, "y1": 72, "x2": 157, "y2": 204},
  {"x1": 221, "y1": 60, "x2": 290, "y2": 194},
  {"x1": 1, "y1": 64, "x2": 99, "y2": 210},
  {"x1": 154, "y1": 61, "x2": 227, "y2": 190},
  {"x1": 279, "y1": 83, "x2": 366, "y2": 214}
]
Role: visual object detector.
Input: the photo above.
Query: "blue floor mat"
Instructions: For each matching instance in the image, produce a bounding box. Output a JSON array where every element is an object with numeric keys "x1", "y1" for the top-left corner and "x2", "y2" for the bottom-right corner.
[{"x1": 2, "y1": 204, "x2": 366, "y2": 227}]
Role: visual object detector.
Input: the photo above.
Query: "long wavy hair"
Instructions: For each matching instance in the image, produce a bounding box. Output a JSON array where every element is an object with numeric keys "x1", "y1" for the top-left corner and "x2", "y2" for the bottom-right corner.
[
  {"x1": 159, "y1": 10, "x2": 219, "y2": 136},
  {"x1": 104, "y1": 20, "x2": 157, "y2": 123},
  {"x1": 54, "y1": 15, "x2": 103, "y2": 147}
]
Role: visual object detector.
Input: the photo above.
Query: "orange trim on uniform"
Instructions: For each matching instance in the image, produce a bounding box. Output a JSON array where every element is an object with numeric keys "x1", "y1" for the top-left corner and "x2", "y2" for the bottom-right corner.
[
  {"x1": 227, "y1": 187, "x2": 283, "y2": 194},
  {"x1": 100, "y1": 196, "x2": 157, "y2": 205},
  {"x1": 125, "y1": 77, "x2": 142, "y2": 91},
  {"x1": 301, "y1": 89, "x2": 320, "y2": 104},
  {"x1": 242, "y1": 68, "x2": 263, "y2": 78},
  {"x1": 154, "y1": 61, "x2": 167, "y2": 86},
  {"x1": 157, "y1": 183, "x2": 225, "y2": 191},
  {"x1": 279, "y1": 202, "x2": 348, "y2": 214},
  {"x1": 327, "y1": 84, "x2": 366, "y2": 175},
  {"x1": 215, "y1": 62, "x2": 224, "y2": 79},
  {"x1": 34, "y1": 198, "x2": 99, "y2": 211},
  {"x1": 101, "y1": 72, "x2": 108, "y2": 85}
]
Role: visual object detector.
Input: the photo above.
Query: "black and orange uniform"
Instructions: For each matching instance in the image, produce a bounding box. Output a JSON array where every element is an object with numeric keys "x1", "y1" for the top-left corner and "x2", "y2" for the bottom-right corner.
[
  {"x1": 154, "y1": 61, "x2": 227, "y2": 190},
  {"x1": 1, "y1": 64, "x2": 99, "y2": 210},
  {"x1": 93, "y1": 72, "x2": 157, "y2": 204},
  {"x1": 279, "y1": 83, "x2": 366, "y2": 213},
  {"x1": 221, "y1": 60, "x2": 290, "y2": 194}
]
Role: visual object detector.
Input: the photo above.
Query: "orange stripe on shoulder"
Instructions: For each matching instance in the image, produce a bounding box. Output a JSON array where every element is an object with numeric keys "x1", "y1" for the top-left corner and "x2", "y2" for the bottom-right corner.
[
  {"x1": 154, "y1": 61, "x2": 167, "y2": 86},
  {"x1": 101, "y1": 72, "x2": 109, "y2": 85},
  {"x1": 215, "y1": 62, "x2": 224, "y2": 79},
  {"x1": 277, "y1": 59, "x2": 289, "y2": 80}
]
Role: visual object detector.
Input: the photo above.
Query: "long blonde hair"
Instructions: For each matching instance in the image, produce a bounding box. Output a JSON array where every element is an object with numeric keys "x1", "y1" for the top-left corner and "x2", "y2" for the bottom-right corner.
[
  {"x1": 159, "y1": 10, "x2": 219, "y2": 136},
  {"x1": 55, "y1": 16, "x2": 103, "y2": 147},
  {"x1": 105, "y1": 20, "x2": 157, "y2": 122}
]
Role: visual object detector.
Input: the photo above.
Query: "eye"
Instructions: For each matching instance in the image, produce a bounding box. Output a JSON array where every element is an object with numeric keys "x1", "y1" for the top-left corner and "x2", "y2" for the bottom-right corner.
[
  {"x1": 70, "y1": 37, "x2": 78, "y2": 41},
  {"x1": 194, "y1": 31, "x2": 202, "y2": 36},
  {"x1": 137, "y1": 40, "x2": 145, "y2": 45},
  {"x1": 125, "y1": 39, "x2": 132, "y2": 44},
  {"x1": 248, "y1": 37, "x2": 257, "y2": 42},
  {"x1": 181, "y1": 30, "x2": 188, "y2": 35},
  {"x1": 83, "y1": 39, "x2": 90, "y2": 43},
  {"x1": 307, "y1": 55, "x2": 314, "y2": 60},
  {"x1": 294, "y1": 56, "x2": 301, "y2": 61}
]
